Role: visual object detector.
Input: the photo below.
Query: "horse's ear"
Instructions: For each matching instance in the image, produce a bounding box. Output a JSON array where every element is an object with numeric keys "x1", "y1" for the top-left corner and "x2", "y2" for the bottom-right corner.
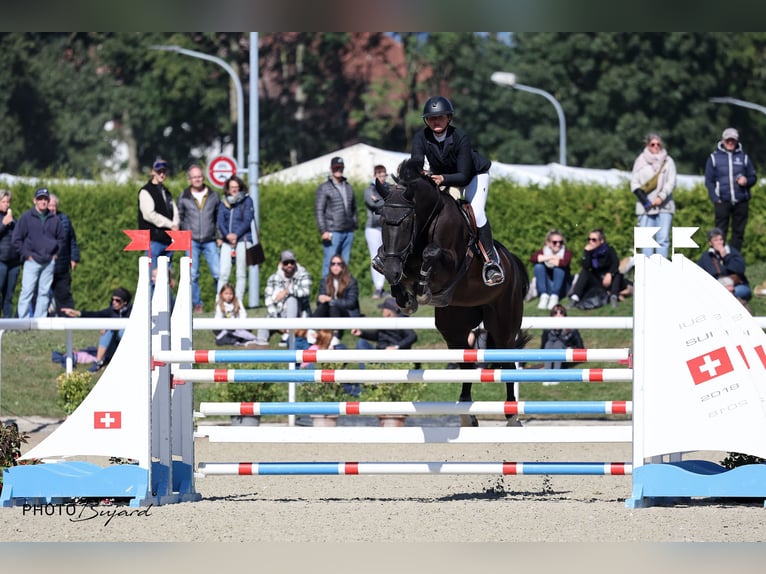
[
  {"x1": 392, "y1": 174, "x2": 401, "y2": 185},
  {"x1": 375, "y1": 178, "x2": 390, "y2": 199},
  {"x1": 411, "y1": 155, "x2": 425, "y2": 171}
]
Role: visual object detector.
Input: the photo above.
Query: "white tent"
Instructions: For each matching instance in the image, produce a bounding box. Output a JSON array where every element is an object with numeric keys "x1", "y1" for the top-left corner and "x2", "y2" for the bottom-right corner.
[{"x1": 260, "y1": 142, "x2": 705, "y2": 189}]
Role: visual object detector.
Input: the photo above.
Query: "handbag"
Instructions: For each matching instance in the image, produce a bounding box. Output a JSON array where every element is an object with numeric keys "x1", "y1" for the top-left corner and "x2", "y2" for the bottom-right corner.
[
  {"x1": 638, "y1": 158, "x2": 667, "y2": 193},
  {"x1": 246, "y1": 220, "x2": 265, "y2": 267}
]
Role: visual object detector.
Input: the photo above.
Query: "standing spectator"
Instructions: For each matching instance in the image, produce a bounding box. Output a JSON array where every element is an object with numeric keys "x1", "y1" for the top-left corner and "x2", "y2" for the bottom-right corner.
[
  {"x1": 256, "y1": 249, "x2": 313, "y2": 347},
  {"x1": 530, "y1": 229, "x2": 572, "y2": 310},
  {"x1": 48, "y1": 194, "x2": 80, "y2": 315},
  {"x1": 539, "y1": 304, "x2": 585, "y2": 386},
  {"x1": 411, "y1": 95, "x2": 503, "y2": 286},
  {"x1": 0, "y1": 190, "x2": 21, "y2": 317},
  {"x1": 697, "y1": 227, "x2": 752, "y2": 303},
  {"x1": 178, "y1": 164, "x2": 221, "y2": 313},
  {"x1": 315, "y1": 156, "x2": 357, "y2": 279},
  {"x1": 138, "y1": 158, "x2": 179, "y2": 272},
  {"x1": 567, "y1": 228, "x2": 630, "y2": 310},
  {"x1": 704, "y1": 127, "x2": 757, "y2": 251},
  {"x1": 364, "y1": 164, "x2": 387, "y2": 299},
  {"x1": 60, "y1": 287, "x2": 132, "y2": 372},
  {"x1": 12, "y1": 187, "x2": 63, "y2": 318},
  {"x1": 217, "y1": 176, "x2": 254, "y2": 304},
  {"x1": 313, "y1": 255, "x2": 360, "y2": 324},
  {"x1": 630, "y1": 132, "x2": 677, "y2": 258}
]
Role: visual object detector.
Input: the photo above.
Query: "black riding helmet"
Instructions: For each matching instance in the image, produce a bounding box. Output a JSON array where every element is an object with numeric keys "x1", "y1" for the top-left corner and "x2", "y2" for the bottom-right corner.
[{"x1": 422, "y1": 96, "x2": 454, "y2": 125}]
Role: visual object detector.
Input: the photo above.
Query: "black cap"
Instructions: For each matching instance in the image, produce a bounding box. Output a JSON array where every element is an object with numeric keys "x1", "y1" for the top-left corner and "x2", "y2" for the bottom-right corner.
[{"x1": 330, "y1": 156, "x2": 344, "y2": 169}]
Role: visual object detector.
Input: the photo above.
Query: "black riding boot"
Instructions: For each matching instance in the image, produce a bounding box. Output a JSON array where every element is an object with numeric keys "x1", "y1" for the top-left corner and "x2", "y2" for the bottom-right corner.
[{"x1": 477, "y1": 222, "x2": 505, "y2": 286}]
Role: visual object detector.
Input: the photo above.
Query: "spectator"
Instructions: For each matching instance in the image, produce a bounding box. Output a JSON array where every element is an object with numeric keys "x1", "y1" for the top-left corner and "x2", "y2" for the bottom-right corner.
[
  {"x1": 256, "y1": 249, "x2": 312, "y2": 347},
  {"x1": 313, "y1": 255, "x2": 360, "y2": 323},
  {"x1": 212, "y1": 283, "x2": 259, "y2": 347},
  {"x1": 411, "y1": 95, "x2": 503, "y2": 286},
  {"x1": 364, "y1": 164, "x2": 388, "y2": 299},
  {"x1": 530, "y1": 229, "x2": 572, "y2": 310},
  {"x1": 60, "y1": 287, "x2": 132, "y2": 373},
  {"x1": 630, "y1": 132, "x2": 677, "y2": 258},
  {"x1": 0, "y1": 190, "x2": 21, "y2": 318},
  {"x1": 12, "y1": 187, "x2": 63, "y2": 318},
  {"x1": 138, "y1": 158, "x2": 179, "y2": 273},
  {"x1": 540, "y1": 303, "x2": 584, "y2": 386},
  {"x1": 567, "y1": 228, "x2": 630, "y2": 310},
  {"x1": 704, "y1": 127, "x2": 757, "y2": 251},
  {"x1": 178, "y1": 164, "x2": 221, "y2": 313},
  {"x1": 48, "y1": 194, "x2": 80, "y2": 315},
  {"x1": 697, "y1": 227, "x2": 751, "y2": 303},
  {"x1": 216, "y1": 176, "x2": 254, "y2": 305},
  {"x1": 315, "y1": 156, "x2": 357, "y2": 279}
]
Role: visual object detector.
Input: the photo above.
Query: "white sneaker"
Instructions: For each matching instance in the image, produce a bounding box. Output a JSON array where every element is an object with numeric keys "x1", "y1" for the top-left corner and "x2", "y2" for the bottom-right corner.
[
  {"x1": 537, "y1": 293, "x2": 550, "y2": 310},
  {"x1": 547, "y1": 294, "x2": 559, "y2": 309}
]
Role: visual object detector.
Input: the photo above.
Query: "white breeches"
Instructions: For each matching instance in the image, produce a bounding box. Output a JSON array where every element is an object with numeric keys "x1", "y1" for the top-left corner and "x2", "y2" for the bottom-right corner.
[{"x1": 463, "y1": 172, "x2": 490, "y2": 227}]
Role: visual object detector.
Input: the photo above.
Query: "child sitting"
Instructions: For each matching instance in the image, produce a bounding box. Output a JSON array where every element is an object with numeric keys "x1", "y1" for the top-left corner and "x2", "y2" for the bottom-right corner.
[{"x1": 213, "y1": 283, "x2": 261, "y2": 347}]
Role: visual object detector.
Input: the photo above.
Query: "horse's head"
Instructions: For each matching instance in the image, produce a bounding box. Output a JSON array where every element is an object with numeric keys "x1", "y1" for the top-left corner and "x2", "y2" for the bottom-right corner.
[
  {"x1": 376, "y1": 156, "x2": 440, "y2": 286},
  {"x1": 376, "y1": 172, "x2": 415, "y2": 286}
]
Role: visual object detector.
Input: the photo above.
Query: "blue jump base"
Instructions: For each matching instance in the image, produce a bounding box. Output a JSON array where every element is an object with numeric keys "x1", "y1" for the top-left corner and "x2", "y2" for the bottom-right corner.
[
  {"x1": 626, "y1": 461, "x2": 766, "y2": 508},
  {"x1": 1, "y1": 460, "x2": 200, "y2": 507}
]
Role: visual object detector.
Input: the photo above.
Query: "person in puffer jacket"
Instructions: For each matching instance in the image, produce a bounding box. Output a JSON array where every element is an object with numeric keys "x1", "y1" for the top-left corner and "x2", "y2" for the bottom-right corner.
[{"x1": 704, "y1": 127, "x2": 757, "y2": 251}]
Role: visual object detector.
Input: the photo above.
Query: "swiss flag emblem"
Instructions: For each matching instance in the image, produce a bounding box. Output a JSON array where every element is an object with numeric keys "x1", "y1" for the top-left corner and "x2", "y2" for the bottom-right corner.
[
  {"x1": 686, "y1": 347, "x2": 734, "y2": 385},
  {"x1": 94, "y1": 411, "x2": 122, "y2": 429}
]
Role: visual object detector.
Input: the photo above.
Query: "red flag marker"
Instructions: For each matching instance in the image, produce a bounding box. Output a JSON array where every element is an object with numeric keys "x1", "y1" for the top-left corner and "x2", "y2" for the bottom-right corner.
[
  {"x1": 166, "y1": 230, "x2": 192, "y2": 252},
  {"x1": 123, "y1": 229, "x2": 150, "y2": 251}
]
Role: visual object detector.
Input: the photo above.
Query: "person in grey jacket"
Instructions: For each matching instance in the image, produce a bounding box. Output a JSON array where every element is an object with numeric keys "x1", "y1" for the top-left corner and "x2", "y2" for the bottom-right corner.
[
  {"x1": 704, "y1": 127, "x2": 757, "y2": 251},
  {"x1": 178, "y1": 164, "x2": 221, "y2": 313},
  {"x1": 12, "y1": 187, "x2": 63, "y2": 318},
  {"x1": 315, "y1": 156, "x2": 358, "y2": 279},
  {"x1": 364, "y1": 165, "x2": 387, "y2": 299}
]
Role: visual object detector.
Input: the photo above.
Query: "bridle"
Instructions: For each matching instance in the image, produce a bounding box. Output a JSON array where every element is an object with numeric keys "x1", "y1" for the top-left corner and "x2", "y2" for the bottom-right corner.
[{"x1": 379, "y1": 181, "x2": 416, "y2": 263}]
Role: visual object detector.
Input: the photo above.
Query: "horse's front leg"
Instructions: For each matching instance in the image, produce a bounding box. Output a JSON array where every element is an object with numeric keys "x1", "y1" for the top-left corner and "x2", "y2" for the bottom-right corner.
[{"x1": 416, "y1": 244, "x2": 440, "y2": 304}]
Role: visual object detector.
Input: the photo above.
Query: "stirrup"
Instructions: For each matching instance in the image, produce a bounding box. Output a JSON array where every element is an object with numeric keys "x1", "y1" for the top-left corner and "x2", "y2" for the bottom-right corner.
[{"x1": 482, "y1": 261, "x2": 505, "y2": 286}]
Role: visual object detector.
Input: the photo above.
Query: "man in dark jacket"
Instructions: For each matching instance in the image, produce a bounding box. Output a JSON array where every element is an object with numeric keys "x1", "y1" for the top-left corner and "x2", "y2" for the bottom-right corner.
[
  {"x1": 48, "y1": 194, "x2": 80, "y2": 315},
  {"x1": 704, "y1": 127, "x2": 758, "y2": 251},
  {"x1": 697, "y1": 227, "x2": 751, "y2": 303},
  {"x1": 11, "y1": 187, "x2": 63, "y2": 318},
  {"x1": 178, "y1": 164, "x2": 220, "y2": 313},
  {"x1": 138, "y1": 159, "x2": 179, "y2": 273},
  {"x1": 314, "y1": 156, "x2": 357, "y2": 278},
  {"x1": 61, "y1": 287, "x2": 133, "y2": 372}
]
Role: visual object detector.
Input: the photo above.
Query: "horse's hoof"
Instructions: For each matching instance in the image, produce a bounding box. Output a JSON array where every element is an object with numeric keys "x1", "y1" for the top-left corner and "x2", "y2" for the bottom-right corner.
[
  {"x1": 506, "y1": 415, "x2": 523, "y2": 427},
  {"x1": 460, "y1": 415, "x2": 478, "y2": 427}
]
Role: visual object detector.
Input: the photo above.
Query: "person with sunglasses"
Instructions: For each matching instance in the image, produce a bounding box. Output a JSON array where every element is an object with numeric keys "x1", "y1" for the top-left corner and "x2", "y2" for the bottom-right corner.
[
  {"x1": 704, "y1": 127, "x2": 757, "y2": 251},
  {"x1": 630, "y1": 132, "x2": 677, "y2": 258},
  {"x1": 61, "y1": 287, "x2": 132, "y2": 373},
  {"x1": 137, "y1": 159, "x2": 179, "y2": 274},
  {"x1": 567, "y1": 228, "x2": 629, "y2": 310},
  {"x1": 313, "y1": 256, "x2": 360, "y2": 339},
  {"x1": 255, "y1": 249, "x2": 313, "y2": 347},
  {"x1": 530, "y1": 229, "x2": 573, "y2": 310}
]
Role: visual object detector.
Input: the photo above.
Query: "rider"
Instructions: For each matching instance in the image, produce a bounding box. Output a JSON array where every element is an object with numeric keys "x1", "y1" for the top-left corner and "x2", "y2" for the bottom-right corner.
[{"x1": 411, "y1": 96, "x2": 504, "y2": 286}]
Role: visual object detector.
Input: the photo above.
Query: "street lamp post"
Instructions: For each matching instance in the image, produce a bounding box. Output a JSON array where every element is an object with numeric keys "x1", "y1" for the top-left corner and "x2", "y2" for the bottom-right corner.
[
  {"x1": 150, "y1": 43, "x2": 261, "y2": 307},
  {"x1": 491, "y1": 71, "x2": 567, "y2": 166},
  {"x1": 709, "y1": 96, "x2": 766, "y2": 117}
]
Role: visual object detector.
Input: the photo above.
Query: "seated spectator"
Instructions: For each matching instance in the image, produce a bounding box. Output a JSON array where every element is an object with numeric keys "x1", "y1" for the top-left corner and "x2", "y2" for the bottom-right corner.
[
  {"x1": 568, "y1": 228, "x2": 632, "y2": 310},
  {"x1": 540, "y1": 304, "x2": 585, "y2": 386},
  {"x1": 697, "y1": 227, "x2": 752, "y2": 304},
  {"x1": 313, "y1": 255, "x2": 360, "y2": 340},
  {"x1": 530, "y1": 229, "x2": 572, "y2": 310},
  {"x1": 256, "y1": 249, "x2": 312, "y2": 347},
  {"x1": 212, "y1": 283, "x2": 260, "y2": 347},
  {"x1": 60, "y1": 287, "x2": 133, "y2": 373}
]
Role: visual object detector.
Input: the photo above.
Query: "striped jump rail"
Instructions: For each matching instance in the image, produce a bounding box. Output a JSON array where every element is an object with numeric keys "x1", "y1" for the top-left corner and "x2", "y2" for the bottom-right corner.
[
  {"x1": 175, "y1": 367, "x2": 632, "y2": 383},
  {"x1": 155, "y1": 347, "x2": 631, "y2": 365},
  {"x1": 198, "y1": 400, "x2": 633, "y2": 417},
  {"x1": 197, "y1": 461, "x2": 633, "y2": 476}
]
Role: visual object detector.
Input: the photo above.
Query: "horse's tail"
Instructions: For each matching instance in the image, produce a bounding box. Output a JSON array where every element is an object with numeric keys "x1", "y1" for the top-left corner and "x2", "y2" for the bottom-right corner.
[{"x1": 502, "y1": 247, "x2": 533, "y2": 350}]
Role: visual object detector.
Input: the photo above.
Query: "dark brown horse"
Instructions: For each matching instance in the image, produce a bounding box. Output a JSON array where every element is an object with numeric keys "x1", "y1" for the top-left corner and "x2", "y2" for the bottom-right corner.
[{"x1": 375, "y1": 156, "x2": 531, "y2": 426}]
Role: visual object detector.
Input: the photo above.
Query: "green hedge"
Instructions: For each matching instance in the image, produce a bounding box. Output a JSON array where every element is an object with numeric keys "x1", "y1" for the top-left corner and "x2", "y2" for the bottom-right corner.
[{"x1": 5, "y1": 175, "x2": 761, "y2": 311}]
